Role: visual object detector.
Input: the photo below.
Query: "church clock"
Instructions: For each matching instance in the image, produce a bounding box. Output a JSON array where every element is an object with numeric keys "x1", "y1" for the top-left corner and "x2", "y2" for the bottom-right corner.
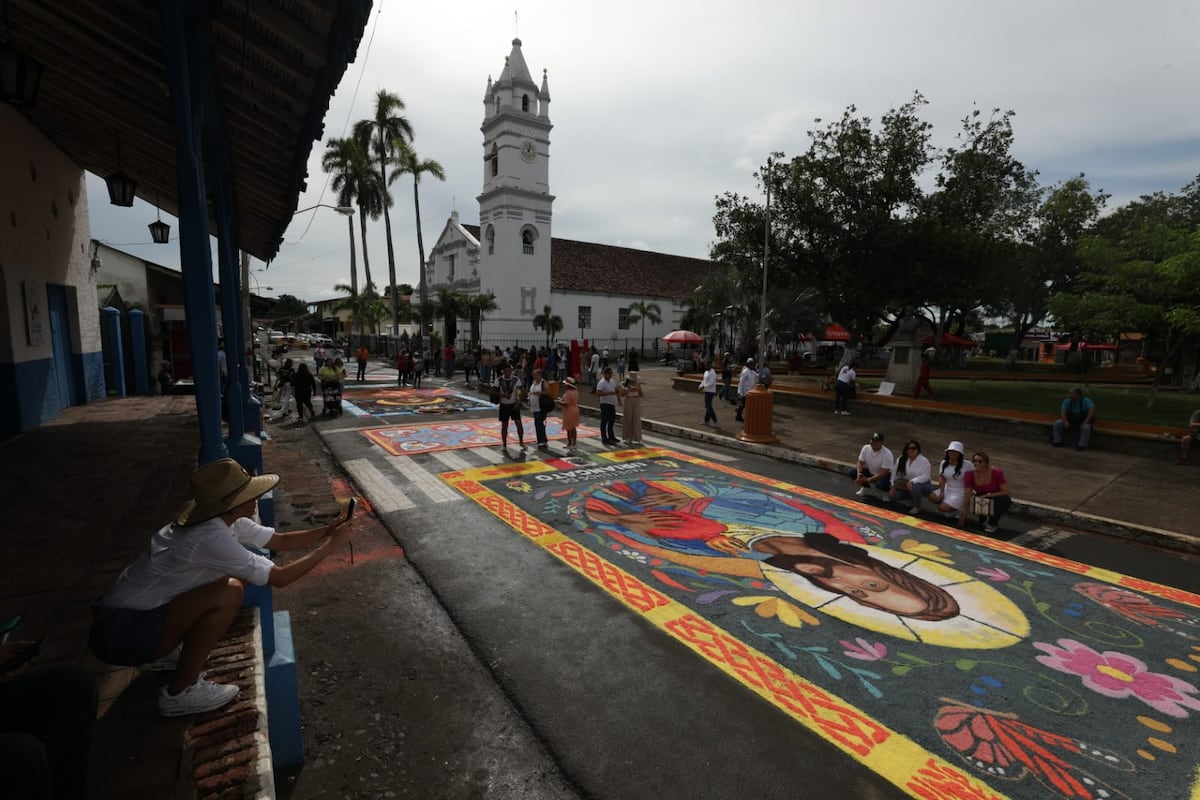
[{"x1": 520, "y1": 141, "x2": 537, "y2": 163}]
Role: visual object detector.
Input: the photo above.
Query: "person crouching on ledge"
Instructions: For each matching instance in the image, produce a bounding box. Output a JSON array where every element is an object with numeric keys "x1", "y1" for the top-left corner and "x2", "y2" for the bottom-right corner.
[{"x1": 89, "y1": 458, "x2": 356, "y2": 717}]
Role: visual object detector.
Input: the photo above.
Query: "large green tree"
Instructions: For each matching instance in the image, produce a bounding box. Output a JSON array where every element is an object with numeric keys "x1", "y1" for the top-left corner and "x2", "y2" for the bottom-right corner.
[
  {"x1": 390, "y1": 139, "x2": 446, "y2": 337},
  {"x1": 355, "y1": 90, "x2": 413, "y2": 336},
  {"x1": 464, "y1": 292, "x2": 498, "y2": 348}
]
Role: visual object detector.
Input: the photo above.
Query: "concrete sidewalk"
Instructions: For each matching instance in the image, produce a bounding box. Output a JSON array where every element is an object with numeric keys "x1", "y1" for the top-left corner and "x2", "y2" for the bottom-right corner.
[{"x1": 467, "y1": 363, "x2": 1194, "y2": 547}]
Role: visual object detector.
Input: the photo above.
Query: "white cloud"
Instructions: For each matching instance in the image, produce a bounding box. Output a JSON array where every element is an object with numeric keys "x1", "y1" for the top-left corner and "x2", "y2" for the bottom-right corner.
[{"x1": 89, "y1": 0, "x2": 1200, "y2": 300}]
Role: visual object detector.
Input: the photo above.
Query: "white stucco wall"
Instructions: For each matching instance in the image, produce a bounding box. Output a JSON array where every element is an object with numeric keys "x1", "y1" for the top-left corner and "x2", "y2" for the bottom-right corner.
[{"x1": 0, "y1": 105, "x2": 98, "y2": 366}]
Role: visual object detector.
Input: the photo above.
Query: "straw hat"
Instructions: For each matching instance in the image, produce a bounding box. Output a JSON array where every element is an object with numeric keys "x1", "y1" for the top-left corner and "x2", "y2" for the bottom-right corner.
[
  {"x1": 563, "y1": 376, "x2": 577, "y2": 387},
  {"x1": 177, "y1": 458, "x2": 280, "y2": 526},
  {"x1": 627, "y1": 371, "x2": 639, "y2": 382}
]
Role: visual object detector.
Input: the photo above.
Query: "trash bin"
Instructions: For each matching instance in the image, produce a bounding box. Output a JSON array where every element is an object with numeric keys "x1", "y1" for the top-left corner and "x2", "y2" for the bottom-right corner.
[{"x1": 737, "y1": 384, "x2": 779, "y2": 444}]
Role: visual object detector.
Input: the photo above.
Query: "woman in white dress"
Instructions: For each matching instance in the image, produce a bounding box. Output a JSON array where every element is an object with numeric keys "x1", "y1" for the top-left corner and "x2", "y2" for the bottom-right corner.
[{"x1": 930, "y1": 441, "x2": 973, "y2": 517}]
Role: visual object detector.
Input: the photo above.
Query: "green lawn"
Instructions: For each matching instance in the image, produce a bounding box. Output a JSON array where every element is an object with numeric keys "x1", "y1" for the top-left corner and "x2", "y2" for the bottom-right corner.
[{"x1": 859, "y1": 379, "x2": 1196, "y2": 427}]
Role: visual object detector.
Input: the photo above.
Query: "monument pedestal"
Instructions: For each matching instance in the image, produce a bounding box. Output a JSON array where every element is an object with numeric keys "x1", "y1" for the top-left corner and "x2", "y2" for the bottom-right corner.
[{"x1": 885, "y1": 340, "x2": 922, "y2": 397}]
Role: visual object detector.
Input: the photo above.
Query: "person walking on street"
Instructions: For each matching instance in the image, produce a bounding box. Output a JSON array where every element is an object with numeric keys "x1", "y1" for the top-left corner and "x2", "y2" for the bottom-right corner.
[
  {"x1": 620, "y1": 372, "x2": 645, "y2": 445},
  {"x1": 313, "y1": 345, "x2": 327, "y2": 371},
  {"x1": 559, "y1": 377, "x2": 580, "y2": 453},
  {"x1": 735, "y1": 358, "x2": 758, "y2": 423},
  {"x1": 528, "y1": 368, "x2": 552, "y2": 451},
  {"x1": 410, "y1": 351, "x2": 423, "y2": 388},
  {"x1": 493, "y1": 363, "x2": 526, "y2": 452},
  {"x1": 699, "y1": 363, "x2": 719, "y2": 426},
  {"x1": 1052, "y1": 387, "x2": 1096, "y2": 450},
  {"x1": 834, "y1": 361, "x2": 857, "y2": 415},
  {"x1": 274, "y1": 357, "x2": 296, "y2": 420},
  {"x1": 355, "y1": 344, "x2": 369, "y2": 382},
  {"x1": 292, "y1": 362, "x2": 317, "y2": 421},
  {"x1": 596, "y1": 366, "x2": 620, "y2": 444}
]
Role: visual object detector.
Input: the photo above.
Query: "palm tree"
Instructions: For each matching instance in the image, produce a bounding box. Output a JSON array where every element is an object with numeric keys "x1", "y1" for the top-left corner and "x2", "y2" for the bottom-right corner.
[
  {"x1": 464, "y1": 292, "x2": 498, "y2": 348},
  {"x1": 322, "y1": 135, "x2": 384, "y2": 308},
  {"x1": 532, "y1": 304, "x2": 564, "y2": 349},
  {"x1": 390, "y1": 139, "x2": 446, "y2": 337},
  {"x1": 627, "y1": 300, "x2": 662, "y2": 356},
  {"x1": 333, "y1": 282, "x2": 390, "y2": 339},
  {"x1": 354, "y1": 90, "x2": 413, "y2": 336},
  {"x1": 434, "y1": 289, "x2": 469, "y2": 348}
]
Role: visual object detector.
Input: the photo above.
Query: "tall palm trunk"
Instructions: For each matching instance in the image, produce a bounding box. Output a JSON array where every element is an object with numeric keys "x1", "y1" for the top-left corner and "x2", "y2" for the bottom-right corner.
[
  {"x1": 358, "y1": 210, "x2": 374, "y2": 303},
  {"x1": 414, "y1": 180, "x2": 429, "y2": 334},
  {"x1": 381, "y1": 159, "x2": 398, "y2": 336}
]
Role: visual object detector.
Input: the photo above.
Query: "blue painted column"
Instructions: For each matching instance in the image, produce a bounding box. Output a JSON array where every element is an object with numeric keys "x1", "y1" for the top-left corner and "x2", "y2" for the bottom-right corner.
[
  {"x1": 129, "y1": 309, "x2": 149, "y2": 395},
  {"x1": 159, "y1": 0, "x2": 226, "y2": 467},
  {"x1": 101, "y1": 307, "x2": 125, "y2": 397}
]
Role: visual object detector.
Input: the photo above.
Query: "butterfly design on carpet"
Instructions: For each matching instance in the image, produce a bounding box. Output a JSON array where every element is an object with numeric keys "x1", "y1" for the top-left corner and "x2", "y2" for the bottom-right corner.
[
  {"x1": 1074, "y1": 581, "x2": 1200, "y2": 640},
  {"x1": 934, "y1": 698, "x2": 1134, "y2": 799}
]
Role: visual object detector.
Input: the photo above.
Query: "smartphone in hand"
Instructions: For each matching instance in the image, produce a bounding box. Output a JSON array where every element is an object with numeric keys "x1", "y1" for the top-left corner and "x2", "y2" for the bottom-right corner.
[{"x1": 343, "y1": 497, "x2": 357, "y2": 521}]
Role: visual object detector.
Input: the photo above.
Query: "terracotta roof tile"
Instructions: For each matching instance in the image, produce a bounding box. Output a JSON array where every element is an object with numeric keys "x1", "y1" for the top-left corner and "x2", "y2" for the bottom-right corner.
[{"x1": 461, "y1": 225, "x2": 713, "y2": 300}]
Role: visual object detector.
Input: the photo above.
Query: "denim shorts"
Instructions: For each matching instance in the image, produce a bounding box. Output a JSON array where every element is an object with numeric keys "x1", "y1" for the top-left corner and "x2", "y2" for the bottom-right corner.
[{"x1": 89, "y1": 604, "x2": 168, "y2": 666}]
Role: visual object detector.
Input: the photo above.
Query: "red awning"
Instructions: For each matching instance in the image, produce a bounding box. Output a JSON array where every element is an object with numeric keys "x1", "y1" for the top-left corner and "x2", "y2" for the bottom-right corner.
[
  {"x1": 920, "y1": 332, "x2": 976, "y2": 348},
  {"x1": 822, "y1": 324, "x2": 850, "y2": 342}
]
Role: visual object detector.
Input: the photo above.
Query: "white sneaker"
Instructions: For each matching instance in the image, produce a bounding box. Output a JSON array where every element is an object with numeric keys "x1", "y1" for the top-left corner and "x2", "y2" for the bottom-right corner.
[
  {"x1": 855, "y1": 487, "x2": 867, "y2": 497},
  {"x1": 158, "y1": 674, "x2": 239, "y2": 717},
  {"x1": 841, "y1": 410, "x2": 852, "y2": 416},
  {"x1": 140, "y1": 643, "x2": 182, "y2": 672}
]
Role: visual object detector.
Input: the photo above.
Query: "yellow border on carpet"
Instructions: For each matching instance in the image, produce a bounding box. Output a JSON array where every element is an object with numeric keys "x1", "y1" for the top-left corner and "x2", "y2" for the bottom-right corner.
[{"x1": 440, "y1": 446, "x2": 1200, "y2": 800}]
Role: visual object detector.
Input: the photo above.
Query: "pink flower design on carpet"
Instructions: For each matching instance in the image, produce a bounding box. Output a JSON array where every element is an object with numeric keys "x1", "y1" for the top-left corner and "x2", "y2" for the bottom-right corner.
[
  {"x1": 1034, "y1": 638, "x2": 1200, "y2": 718},
  {"x1": 975, "y1": 567, "x2": 1011, "y2": 582},
  {"x1": 841, "y1": 637, "x2": 888, "y2": 661}
]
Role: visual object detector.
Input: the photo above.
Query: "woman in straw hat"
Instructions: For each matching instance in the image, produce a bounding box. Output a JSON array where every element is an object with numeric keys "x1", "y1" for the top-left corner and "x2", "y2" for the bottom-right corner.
[{"x1": 89, "y1": 458, "x2": 356, "y2": 717}]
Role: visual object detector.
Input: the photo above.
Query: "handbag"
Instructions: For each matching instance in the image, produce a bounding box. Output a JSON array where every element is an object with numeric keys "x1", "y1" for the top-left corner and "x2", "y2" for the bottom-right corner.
[
  {"x1": 538, "y1": 392, "x2": 555, "y2": 413},
  {"x1": 971, "y1": 495, "x2": 994, "y2": 517}
]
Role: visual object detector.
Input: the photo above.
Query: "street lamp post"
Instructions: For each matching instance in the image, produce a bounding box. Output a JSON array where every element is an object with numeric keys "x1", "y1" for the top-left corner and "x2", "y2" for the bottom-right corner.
[{"x1": 759, "y1": 157, "x2": 772, "y2": 365}]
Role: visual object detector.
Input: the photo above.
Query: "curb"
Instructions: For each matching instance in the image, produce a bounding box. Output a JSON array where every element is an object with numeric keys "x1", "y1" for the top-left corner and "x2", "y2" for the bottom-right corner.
[{"x1": 571, "y1": 402, "x2": 1200, "y2": 556}]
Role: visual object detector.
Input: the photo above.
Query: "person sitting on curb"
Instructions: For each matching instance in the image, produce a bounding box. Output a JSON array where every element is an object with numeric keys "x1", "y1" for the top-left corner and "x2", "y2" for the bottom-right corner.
[
  {"x1": 1180, "y1": 408, "x2": 1200, "y2": 464},
  {"x1": 889, "y1": 439, "x2": 935, "y2": 515},
  {"x1": 89, "y1": 458, "x2": 356, "y2": 718},
  {"x1": 849, "y1": 432, "x2": 894, "y2": 500},
  {"x1": 1052, "y1": 387, "x2": 1096, "y2": 450}
]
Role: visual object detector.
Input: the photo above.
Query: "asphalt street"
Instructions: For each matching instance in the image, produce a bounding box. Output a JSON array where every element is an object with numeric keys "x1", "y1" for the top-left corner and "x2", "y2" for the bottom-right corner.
[{"x1": 293, "y1": 362, "x2": 1200, "y2": 800}]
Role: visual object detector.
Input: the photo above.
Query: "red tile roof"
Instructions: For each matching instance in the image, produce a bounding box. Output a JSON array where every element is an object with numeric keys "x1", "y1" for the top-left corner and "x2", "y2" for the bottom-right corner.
[{"x1": 462, "y1": 225, "x2": 713, "y2": 300}]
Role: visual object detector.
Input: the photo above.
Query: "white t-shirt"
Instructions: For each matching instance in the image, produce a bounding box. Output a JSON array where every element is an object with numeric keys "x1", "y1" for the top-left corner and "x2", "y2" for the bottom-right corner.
[
  {"x1": 856, "y1": 444, "x2": 894, "y2": 475},
  {"x1": 100, "y1": 517, "x2": 275, "y2": 610},
  {"x1": 699, "y1": 368, "x2": 718, "y2": 392},
  {"x1": 738, "y1": 366, "x2": 758, "y2": 397},
  {"x1": 837, "y1": 365, "x2": 856, "y2": 385},
  {"x1": 596, "y1": 376, "x2": 618, "y2": 405}
]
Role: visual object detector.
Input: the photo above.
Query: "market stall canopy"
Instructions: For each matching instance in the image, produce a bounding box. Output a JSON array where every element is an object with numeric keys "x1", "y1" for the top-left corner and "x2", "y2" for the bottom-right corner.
[
  {"x1": 661, "y1": 330, "x2": 704, "y2": 345},
  {"x1": 920, "y1": 332, "x2": 976, "y2": 348},
  {"x1": 821, "y1": 324, "x2": 851, "y2": 342}
]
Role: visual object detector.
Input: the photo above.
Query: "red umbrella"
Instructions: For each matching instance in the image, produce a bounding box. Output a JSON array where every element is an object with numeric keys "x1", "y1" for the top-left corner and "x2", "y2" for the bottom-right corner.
[{"x1": 661, "y1": 330, "x2": 704, "y2": 345}]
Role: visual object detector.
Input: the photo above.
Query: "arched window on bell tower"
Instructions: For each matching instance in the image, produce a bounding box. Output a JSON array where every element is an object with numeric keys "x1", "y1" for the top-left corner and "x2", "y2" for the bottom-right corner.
[
  {"x1": 485, "y1": 225, "x2": 495, "y2": 255},
  {"x1": 522, "y1": 228, "x2": 536, "y2": 255},
  {"x1": 522, "y1": 94, "x2": 530, "y2": 112},
  {"x1": 490, "y1": 143, "x2": 498, "y2": 177}
]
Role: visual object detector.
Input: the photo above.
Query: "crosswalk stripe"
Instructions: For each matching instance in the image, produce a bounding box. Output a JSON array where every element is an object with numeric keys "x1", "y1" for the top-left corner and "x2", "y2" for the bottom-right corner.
[
  {"x1": 386, "y1": 456, "x2": 463, "y2": 504},
  {"x1": 431, "y1": 451, "x2": 473, "y2": 472},
  {"x1": 342, "y1": 458, "x2": 416, "y2": 512},
  {"x1": 470, "y1": 446, "x2": 506, "y2": 464}
]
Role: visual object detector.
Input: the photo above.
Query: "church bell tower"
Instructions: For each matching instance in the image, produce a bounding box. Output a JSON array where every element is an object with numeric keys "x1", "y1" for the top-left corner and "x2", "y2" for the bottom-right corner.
[{"x1": 477, "y1": 38, "x2": 554, "y2": 334}]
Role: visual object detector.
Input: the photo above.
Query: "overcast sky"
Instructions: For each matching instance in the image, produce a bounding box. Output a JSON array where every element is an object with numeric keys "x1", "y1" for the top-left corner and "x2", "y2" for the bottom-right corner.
[{"x1": 87, "y1": 0, "x2": 1200, "y2": 303}]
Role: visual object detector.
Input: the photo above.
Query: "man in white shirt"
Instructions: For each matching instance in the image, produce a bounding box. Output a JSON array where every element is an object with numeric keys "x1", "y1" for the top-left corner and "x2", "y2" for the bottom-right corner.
[
  {"x1": 596, "y1": 366, "x2": 620, "y2": 444},
  {"x1": 698, "y1": 364, "x2": 719, "y2": 426},
  {"x1": 849, "y1": 432, "x2": 894, "y2": 500},
  {"x1": 735, "y1": 358, "x2": 758, "y2": 422},
  {"x1": 90, "y1": 459, "x2": 356, "y2": 717}
]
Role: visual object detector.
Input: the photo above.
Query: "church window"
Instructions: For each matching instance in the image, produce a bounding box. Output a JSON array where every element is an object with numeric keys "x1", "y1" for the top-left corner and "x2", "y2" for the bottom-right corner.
[
  {"x1": 485, "y1": 226, "x2": 495, "y2": 255},
  {"x1": 618, "y1": 308, "x2": 630, "y2": 330},
  {"x1": 522, "y1": 94, "x2": 530, "y2": 112},
  {"x1": 494, "y1": 96, "x2": 500, "y2": 115},
  {"x1": 522, "y1": 230, "x2": 535, "y2": 255},
  {"x1": 490, "y1": 144, "x2": 498, "y2": 177},
  {"x1": 447, "y1": 254, "x2": 456, "y2": 281},
  {"x1": 577, "y1": 306, "x2": 591, "y2": 332}
]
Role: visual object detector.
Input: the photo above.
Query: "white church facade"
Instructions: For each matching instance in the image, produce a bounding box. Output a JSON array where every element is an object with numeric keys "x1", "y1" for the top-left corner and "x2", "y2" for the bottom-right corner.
[{"x1": 425, "y1": 38, "x2": 713, "y2": 350}]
